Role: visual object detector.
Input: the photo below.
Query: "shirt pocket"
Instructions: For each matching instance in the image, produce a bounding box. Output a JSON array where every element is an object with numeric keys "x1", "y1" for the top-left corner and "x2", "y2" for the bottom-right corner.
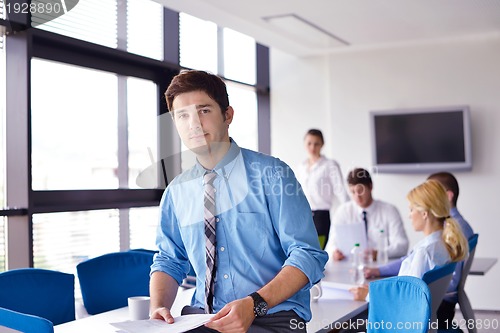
[{"x1": 230, "y1": 211, "x2": 269, "y2": 258}]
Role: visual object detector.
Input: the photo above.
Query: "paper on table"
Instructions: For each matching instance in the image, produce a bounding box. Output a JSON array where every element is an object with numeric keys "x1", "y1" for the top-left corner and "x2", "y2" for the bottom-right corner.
[
  {"x1": 334, "y1": 222, "x2": 367, "y2": 257},
  {"x1": 319, "y1": 281, "x2": 357, "y2": 301},
  {"x1": 110, "y1": 314, "x2": 215, "y2": 333}
]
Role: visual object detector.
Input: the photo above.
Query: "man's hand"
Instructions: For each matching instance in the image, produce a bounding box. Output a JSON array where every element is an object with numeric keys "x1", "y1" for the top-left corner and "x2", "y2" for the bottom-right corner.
[
  {"x1": 364, "y1": 267, "x2": 381, "y2": 279},
  {"x1": 150, "y1": 307, "x2": 174, "y2": 324},
  {"x1": 205, "y1": 296, "x2": 255, "y2": 333},
  {"x1": 333, "y1": 249, "x2": 345, "y2": 261}
]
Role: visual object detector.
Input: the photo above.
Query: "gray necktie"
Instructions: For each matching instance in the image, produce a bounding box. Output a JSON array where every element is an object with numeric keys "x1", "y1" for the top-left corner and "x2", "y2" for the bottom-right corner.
[{"x1": 203, "y1": 172, "x2": 217, "y2": 313}]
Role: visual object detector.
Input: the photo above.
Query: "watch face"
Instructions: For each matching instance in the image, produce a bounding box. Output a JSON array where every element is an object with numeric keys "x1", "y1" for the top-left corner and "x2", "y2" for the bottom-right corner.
[{"x1": 255, "y1": 301, "x2": 268, "y2": 317}]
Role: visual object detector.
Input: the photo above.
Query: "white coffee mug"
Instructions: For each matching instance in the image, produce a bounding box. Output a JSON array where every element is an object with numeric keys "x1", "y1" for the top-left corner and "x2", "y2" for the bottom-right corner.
[
  {"x1": 310, "y1": 283, "x2": 322, "y2": 302},
  {"x1": 128, "y1": 296, "x2": 150, "y2": 320}
]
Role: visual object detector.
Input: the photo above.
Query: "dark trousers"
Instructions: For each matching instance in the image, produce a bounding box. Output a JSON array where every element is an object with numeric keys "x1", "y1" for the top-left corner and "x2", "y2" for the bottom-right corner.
[
  {"x1": 182, "y1": 306, "x2": 306, "y2": 332},
  {"x1": 437, "y1": 300, "x2": 459, "y2": 329},
  {"x1": 312, "y1": 210, "x2": 330, "y2": 249}
]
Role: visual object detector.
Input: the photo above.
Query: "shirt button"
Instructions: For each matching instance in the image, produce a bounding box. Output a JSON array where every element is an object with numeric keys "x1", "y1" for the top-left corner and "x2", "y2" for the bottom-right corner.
[
  {"x1": 216, "y1": 218, "x2": 220, "y2": 222},
  {"x1": 223, "y1": 274, "x2": 229, "y2": 279},
  {"x1": 220, "y1": 246, "x2": 225, "y2": 252},
  {"x1": 213, "y1": 189, "x2": 217, "y2": 193}
]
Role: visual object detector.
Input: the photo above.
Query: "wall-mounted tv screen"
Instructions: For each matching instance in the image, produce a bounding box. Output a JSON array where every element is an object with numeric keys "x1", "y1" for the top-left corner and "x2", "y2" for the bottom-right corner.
[{"x1": 370, "y1": 106, "x2": 472, "y2": 173}]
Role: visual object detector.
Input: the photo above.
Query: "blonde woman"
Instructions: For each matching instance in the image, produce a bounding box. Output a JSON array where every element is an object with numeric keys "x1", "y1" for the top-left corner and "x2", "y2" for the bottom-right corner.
[
  {"x1": 350, "y1": 179, "x2": 468, "y2": 300},
  {"x1": 398, "y1": 179, "x2": 468, "y2": 277}
]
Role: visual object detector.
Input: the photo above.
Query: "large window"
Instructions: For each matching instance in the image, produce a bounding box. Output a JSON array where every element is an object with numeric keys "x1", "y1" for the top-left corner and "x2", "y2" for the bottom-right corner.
[
  {"x1": 33, "y1": 210, "x2": 120, "y2": 272},
  {"x1": 31, "y1": 59, "x2": 119, "y2": 190},
  {"x1": 127, "y1": 77, "x2": 159, "y2": 189},
  {"x1": 179, "y1": 13, "x2": 217, "y2": 73},
  {"x1": 34, "y1": 0, "x2": 118, "y2": 48}
]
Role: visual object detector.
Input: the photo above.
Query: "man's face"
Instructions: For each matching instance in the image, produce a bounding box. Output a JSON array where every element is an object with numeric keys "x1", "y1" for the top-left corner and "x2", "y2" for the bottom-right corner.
[
  {"x1": 171, "y1": 90, "x2": 233, "y2": 155},
  {"x1": 349, "y1": 184, "x2": 373, "y2": 209}
]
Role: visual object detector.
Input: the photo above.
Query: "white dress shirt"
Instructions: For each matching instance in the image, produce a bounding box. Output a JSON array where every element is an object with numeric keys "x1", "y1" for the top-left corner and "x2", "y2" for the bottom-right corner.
[
  {"x1": 325, "y1": 200, "x2": 409, "y2": 258},
  {"x1": 295, "y1": 156, "x2": 350, "y2": 211},
  {"x1": 398, "y1": 230, "x2": 450, "y2": 278}
]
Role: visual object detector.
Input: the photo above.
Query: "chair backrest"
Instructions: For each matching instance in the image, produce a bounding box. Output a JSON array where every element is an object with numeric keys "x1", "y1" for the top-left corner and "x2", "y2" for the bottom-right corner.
[
  {"x1": 0, "y1": 268, "x2": 75, "y2": 325},
  {"x1": 368, "y1": 276, "x2": 431, "y2": 333},
  {"x1": 458, "y1": 234, "x2": 479, "y2": 290},
  {"x1": 77, "y1": 251, "x2": 154, "y2": 315},
  {"x1": 0, "y1": 307, "x2": 54, "y2": 333},
  {"x1": 422, "y1": 262, "x2": 457, "y2": 329}
]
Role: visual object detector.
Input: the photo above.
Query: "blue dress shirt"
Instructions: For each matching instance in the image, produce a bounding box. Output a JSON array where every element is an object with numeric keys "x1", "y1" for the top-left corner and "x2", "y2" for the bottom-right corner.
[{"x1": 151, "y1": 140, "x2": 328, "y2": 321}]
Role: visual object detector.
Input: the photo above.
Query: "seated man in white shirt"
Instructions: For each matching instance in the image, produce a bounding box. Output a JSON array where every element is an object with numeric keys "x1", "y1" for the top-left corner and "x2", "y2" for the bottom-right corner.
[{"x1": 325, "y1": 168, "x2": 409, "y2": 261}]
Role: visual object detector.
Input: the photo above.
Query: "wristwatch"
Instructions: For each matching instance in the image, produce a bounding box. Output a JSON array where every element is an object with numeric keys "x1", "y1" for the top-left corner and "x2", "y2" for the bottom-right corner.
[{"x1": 249, "y1": 292, "x2": 268, "y2": 317}]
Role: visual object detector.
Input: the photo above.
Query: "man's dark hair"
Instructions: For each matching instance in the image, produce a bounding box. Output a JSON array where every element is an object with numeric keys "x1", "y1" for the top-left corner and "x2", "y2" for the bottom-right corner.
[
  {"x1": 305, "y1": 129, "x2": 324, "y2": 145},
  {"x1": 165, "y1": 70, "x2": 229, "y2": 117},
  {"x1": 347, "y1": 168, "x2": 373, "y2": 187},
  {"x1": 427, "y1": 171, "x2": 459, "y2": 206}
]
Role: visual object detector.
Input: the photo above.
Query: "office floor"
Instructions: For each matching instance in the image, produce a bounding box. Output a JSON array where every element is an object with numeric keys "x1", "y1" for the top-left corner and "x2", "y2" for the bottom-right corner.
[{"x1": 454, "y1": 309, "x2": 500, "y2": 332}]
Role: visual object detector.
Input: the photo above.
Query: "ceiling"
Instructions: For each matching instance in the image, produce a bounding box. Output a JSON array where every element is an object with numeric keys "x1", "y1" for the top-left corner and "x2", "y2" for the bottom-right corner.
[{"x1": 157, "y1": 0, "x2": 500, "y2": 56}]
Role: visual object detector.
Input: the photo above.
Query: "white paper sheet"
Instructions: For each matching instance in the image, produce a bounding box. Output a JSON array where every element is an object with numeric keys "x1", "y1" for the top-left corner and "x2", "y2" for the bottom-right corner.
[
  {"x1": 111, "y1": 314, "x2": 215, "y2": 333},
  {"x1": 334, "y1": 222, "x2": 367, "y2": 257},
  {"x1": 319, "y1": 281, "x2": 357, "y2": 301}
]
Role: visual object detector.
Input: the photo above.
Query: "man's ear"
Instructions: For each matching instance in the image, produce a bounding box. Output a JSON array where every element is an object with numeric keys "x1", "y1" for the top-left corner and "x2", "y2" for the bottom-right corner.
[
  {"x1": 224, "y1": 106, "x2": 234, "y2": 126},
  {"x1": 422, "y1": 210, "x2": 429, "y2": 220},
  {"x1": 446, "y1": 190, "x2": 454, "y2": 205}
]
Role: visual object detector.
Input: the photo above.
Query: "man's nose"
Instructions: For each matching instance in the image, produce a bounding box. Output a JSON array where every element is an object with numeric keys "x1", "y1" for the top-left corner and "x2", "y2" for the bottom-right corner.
[{"x1": 189, "y1": 114, "x2": 201, "y2": 129}]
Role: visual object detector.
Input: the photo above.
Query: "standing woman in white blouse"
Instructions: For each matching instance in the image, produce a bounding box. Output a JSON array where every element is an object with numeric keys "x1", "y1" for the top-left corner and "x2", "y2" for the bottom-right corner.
[{"x1": 296, "y1": 129, "x2": 350, "y2": 249}]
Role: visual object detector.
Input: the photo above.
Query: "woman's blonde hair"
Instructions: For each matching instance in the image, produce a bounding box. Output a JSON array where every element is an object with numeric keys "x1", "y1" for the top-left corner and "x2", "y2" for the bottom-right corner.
[{"x1": 407, "y1": 179, "x2": 468, "y2": 262}]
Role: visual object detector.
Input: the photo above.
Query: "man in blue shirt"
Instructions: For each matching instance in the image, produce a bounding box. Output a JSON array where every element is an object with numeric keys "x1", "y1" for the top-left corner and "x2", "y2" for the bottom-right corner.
[
  {"x1": 149, "y1": 70, "x2": 328, "y2": 333},
  {"x1": 428, "y1": 172, "x2": 474, "y2": 329}
]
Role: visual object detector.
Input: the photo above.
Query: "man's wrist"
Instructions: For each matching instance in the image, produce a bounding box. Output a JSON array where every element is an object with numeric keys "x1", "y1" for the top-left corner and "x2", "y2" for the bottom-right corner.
[{"x1": 249, "y1": 292, "x2": 268, "y2": 317}]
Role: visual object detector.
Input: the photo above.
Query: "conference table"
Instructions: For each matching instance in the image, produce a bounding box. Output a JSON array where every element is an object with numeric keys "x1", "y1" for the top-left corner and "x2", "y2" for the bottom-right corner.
[
  {"x1": 55, "y1": 259, "x2": 367, "y2": 333},
  {"x1": 54, "y1": 255, "x2": 497, "y2": 333},
  {"x1": 469, "y1": 257, "x2": 498, "y2": 276}
]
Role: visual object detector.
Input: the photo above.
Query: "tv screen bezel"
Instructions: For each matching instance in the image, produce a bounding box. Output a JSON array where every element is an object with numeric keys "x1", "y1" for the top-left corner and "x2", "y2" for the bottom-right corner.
[{"x1": 370, "y1": 105, "x2": 472, "y2": 174}]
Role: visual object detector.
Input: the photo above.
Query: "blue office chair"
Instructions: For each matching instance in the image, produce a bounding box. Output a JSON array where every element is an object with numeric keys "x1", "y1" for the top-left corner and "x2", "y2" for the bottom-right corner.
[
  {"x1": 77, "y1": 251, "x2": 154, "y2": 315},
  {"x1": 368, "y1": 276, "x2": 431, "y2": 333},
  {"x1": 0, "y1": 268, "x2": 75, "y2": 325},
  {"x1": 422, "y1": 262, "x2": 457, "y2": 333},
  {"x1": 440, "y1": 234, "x2": 479, "y2": 333},
  {"x1": 0, "y1": 306, "x2": 54, "y2": 333}
]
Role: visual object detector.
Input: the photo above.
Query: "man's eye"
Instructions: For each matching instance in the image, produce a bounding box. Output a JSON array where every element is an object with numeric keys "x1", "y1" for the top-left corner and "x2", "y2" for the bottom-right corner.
[
  {"x1": 199, "y1": 108, "x2": 210, "y2": 114},
  {"x1": 177, "y1": 113, "x2": 188, "y2": 119}
]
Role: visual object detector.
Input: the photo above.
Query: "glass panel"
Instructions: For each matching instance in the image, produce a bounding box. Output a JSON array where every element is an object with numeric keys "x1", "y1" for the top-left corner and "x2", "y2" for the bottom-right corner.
[
  {"x1": 31, "y1": 58, "x2": 119, "y2": 190},
  {"x1": 33, "y1": 209, "x2": 120, "y2": 299},
  {"x1": 223, "y1": 28, "x2": 256, "y2": 85},
  {"x1": 129, "y1": 206, "x2": 159, "y2": 250},
  {"x1": 179, "y1": 13, "x2": 217, "y2": 73},
  {"x1": 227, "y1": 83, "x2": 258, "y2": 151},
  {"x1": 0, "y1": 217, "x2": 5, "y2": 272},
  {"x1": 127, "y1": 77, "x2": 158, "y2": 189},
  {"x1": 34, "y1": 0, "x2": 118, "y2": 49},
  {"x1": 127, "y1": 0, "x2": 163, "y2": 60}
]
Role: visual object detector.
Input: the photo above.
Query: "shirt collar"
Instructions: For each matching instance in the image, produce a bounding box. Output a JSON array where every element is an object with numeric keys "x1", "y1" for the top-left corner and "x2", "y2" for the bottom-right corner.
[
  {"x1": 195, "y1": 138, "x2": 241, "y2": 180},
  {"x1": 357, "y1": 200, "x2": 376, "y2": 215}
]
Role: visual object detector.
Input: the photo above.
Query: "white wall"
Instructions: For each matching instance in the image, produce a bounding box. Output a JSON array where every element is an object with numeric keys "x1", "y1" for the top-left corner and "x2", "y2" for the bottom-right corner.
[{"x1": 271, "y1": 36, "x2": 500, "y2": 310}]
